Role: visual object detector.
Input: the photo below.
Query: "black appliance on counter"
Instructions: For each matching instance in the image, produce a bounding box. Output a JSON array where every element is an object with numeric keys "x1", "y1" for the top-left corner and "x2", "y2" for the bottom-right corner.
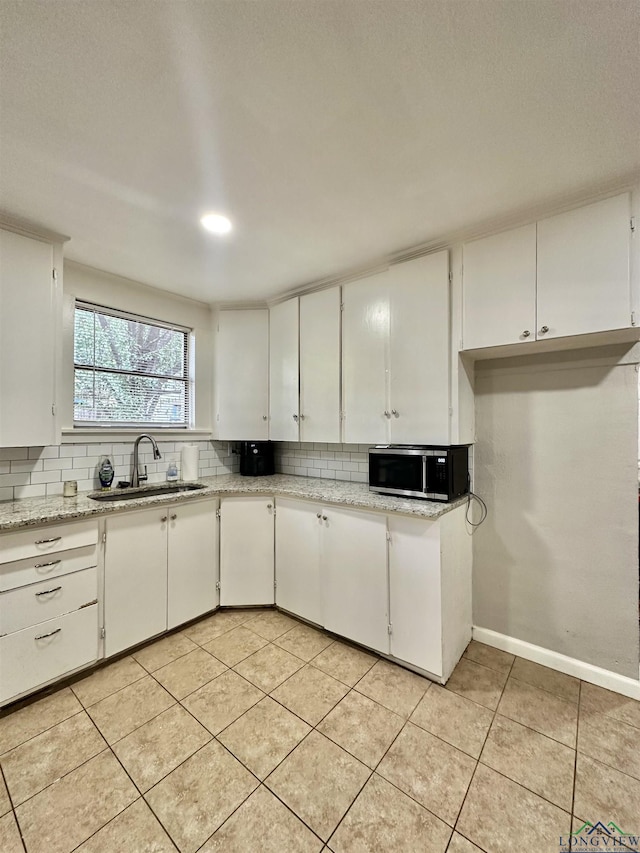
[
  {"x1": 239, "y1": 441, "x2": 275, "y2": 476},
  {"x1": 369, "y1": 444, "x2": 470, "y2": 502}
]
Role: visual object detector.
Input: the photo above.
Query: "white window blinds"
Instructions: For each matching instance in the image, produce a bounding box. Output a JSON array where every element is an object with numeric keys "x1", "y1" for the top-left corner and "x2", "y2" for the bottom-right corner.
[{"x1": 74, "y1": 301, "x2": 191, "y2": 428}]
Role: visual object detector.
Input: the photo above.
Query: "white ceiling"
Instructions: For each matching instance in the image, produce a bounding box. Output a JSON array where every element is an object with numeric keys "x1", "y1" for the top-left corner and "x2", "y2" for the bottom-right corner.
[{"x1": 1, "y1": 0, "x2": 639, "y2": 304}]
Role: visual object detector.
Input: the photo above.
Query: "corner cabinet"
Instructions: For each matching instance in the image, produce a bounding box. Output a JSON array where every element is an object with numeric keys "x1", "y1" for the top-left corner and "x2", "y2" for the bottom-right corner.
[
  {"x1": 219, "y1": 496, "x2": 275, "y2": 605},
  {"x1": 0, "y1": 226, "x2": 66, "y2": 447},
  {"x1": 215, "y1": 309, "x2": 269, "y2": 441},
  {"x1": 342, "y1": 250, "x2": 450, "y2": 445},
  {"x1": 103, "y1": 498, "x2": 218, "y2": 656},
  {"x1": 462, "y1": 193, "x2": 635, "y2": 351}
]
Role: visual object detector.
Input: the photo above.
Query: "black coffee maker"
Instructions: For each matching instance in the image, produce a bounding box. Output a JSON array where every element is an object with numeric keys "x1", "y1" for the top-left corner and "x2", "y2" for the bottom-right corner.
[{"x1": 239, "y1": 441, "x2": 275, "y2": 476}]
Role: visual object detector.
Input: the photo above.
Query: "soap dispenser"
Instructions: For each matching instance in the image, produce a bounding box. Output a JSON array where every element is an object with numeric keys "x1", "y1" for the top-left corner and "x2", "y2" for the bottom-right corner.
[
  {"x1": 166, "y1": 460, "x2": 179, "y2": 482},
  {"x1": 98, "y1": 456, "x2": 114, "y2": 490}
]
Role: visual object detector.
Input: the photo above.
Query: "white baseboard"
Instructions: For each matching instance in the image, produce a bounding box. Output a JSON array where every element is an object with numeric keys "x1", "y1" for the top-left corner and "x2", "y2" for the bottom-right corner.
[{"x1": 472, "y1": 626, "x2": 640, "y2": 701}]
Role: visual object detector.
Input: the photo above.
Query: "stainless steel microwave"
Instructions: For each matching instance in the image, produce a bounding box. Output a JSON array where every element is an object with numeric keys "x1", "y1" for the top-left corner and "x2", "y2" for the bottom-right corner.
[{"x1": 368, "y1": 445, "x2": 470, "y2": 502}]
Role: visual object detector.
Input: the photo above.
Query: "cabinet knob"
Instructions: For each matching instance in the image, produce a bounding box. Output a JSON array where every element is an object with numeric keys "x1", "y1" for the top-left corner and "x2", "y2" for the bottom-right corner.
[
  {"x1": 262, "y1": 415, "x2": 268, "y2": 421},
  {"x1": 383, "y1": 411, "x2": 391, "y2": 418},
  {"x1": 316, "y1": 512, "x2": 322, "y2": 519},
  {"x1": 539, "y1": 325, "x2": 549, "y2": 334},
  {"x1": 267, "y1": 503, "x2": 273, "y2": 509},
  {"x1": 293, "y1": 414, "x2": 299, "y2": 421},
  {"x1": 161, "y1": 516, "x2": 167, "y2": 522},
  {"x1": 299, "y1": 413, "x2": 305, "y2": 420},
  {"x1": 522, "y1": 330, "x2": 531, "y2": 338},
  {"x1": 170, "y1": 514, "x2": 177, "y2": 521},
  {"x1": 391, "y1": 409, "x2": 399, "y2": 417},
  {"x1": 322, "y1": 515, "x2": 328, "y2": 522}
]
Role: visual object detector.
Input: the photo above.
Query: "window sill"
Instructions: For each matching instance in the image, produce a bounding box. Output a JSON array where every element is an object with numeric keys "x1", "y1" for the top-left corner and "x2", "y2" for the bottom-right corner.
[{"x1": 61, "y1": 428, "x2": 214, "y2": 445}]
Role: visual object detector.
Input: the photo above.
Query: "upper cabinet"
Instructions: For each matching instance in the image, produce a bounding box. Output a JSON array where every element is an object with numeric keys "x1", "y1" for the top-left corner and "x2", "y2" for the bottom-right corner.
[
  {"x1": 269, "y1": 287, "x2": 341, "y2": 443},
  {"x1": 215, "y1": 309, "x2": 269, "y2": 441},
  {"x1": 0, "y1": 227, "x2": 63, "y2": 447},
  {"x1": 462, "y1": 193, "x2": 634, "y2": 352},
  {"x1": 342, "y1": 250, "x2": 450, "y2": 445}
]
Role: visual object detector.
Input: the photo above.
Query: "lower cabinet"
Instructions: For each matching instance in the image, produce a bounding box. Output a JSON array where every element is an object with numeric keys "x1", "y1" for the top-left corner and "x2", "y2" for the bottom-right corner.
[
  {"x1": 104, "y1": 498, "x2": 218, "y2": 657},
  {"x1": 0, "y1": 518, "x2": 99, "y2": 705},
  {"x1": 275, "y1": 498, "x2": 323, "y2": 625},
  {"x1": 322, "y1": 506, "x2": 390, "y2": 655},
  {"x1": 219, "y1": 496, "x2": 275, "y2": 605}
]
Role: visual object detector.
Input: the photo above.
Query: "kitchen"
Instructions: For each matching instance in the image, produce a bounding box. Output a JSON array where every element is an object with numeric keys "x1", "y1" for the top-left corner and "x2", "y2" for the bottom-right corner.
[{"x1": 1, "y1": 2, "x2": 639, "y2": 852}]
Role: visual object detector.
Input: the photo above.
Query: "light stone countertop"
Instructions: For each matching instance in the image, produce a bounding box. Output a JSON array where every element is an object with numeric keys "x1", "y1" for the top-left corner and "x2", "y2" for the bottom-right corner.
[{"x1": 0, "y1": 473, "x2": 467, "y2": 532}]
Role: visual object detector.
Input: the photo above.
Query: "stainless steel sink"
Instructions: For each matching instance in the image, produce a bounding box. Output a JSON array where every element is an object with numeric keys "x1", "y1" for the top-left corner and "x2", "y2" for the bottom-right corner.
[{"x1": 88, "y1": 483, "x2": 206, "y2": 502}]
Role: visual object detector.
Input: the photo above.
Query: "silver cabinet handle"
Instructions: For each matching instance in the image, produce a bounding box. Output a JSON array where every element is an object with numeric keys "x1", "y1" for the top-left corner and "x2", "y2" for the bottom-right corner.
[
  {"x1": 35, "y1": 586, "x2": 62, "y2": 597},
  {"x1": 262, "y1": 415, "x2": 268, "y2": 420},
  {"x1": 267, "y1": 503, "x2": 273, "y2": 509},
  {"x1": 522, "y1": 330, "x2": 531, "y2": 338},
  {"x1": 35, "y1": 627, "x2": 61, "y2": 640},
  {"x1": 293, "y1": 414, "x2": 299, "y2": 421},
  {"x1": 539, "y1": 325, "x2": 549, "y2": 334},
  {"x1": 391, "y1": 409, "x2": 399, "y2": 417},
  {"x1": 383, "y1": 411, "x2": 391, "y2": 418},
  {"x1": 161, "y1": 516, "x2": 167, "y2": 522},
  {"x1": 35, "y1": 537, "x2": 61, "y2": 545},
  {"x1": 299, "y1": 414, "x2": 305, "y2": 420},
  {"x1": 34, "y1": 559, "x2": 61, "y2": 569},
  {"x1": 316, "y1": 512, "x2": 322, "y2": 518},
  {"x1": 321, "y1": 515, "x2": 328, "y2": 521},
  {"x1": 170, "y1": 514, "x2": 177, "y2": 520}
]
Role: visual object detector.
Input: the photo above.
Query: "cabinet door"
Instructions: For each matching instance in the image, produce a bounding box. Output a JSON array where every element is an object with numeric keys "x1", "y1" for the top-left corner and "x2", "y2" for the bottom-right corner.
[
  {"x1": 0, "y1": 229, "x2": 57, "y2": 446},
  {"x1": 342, "y1": 272, "x2": 389, "y2": 444},
  {"x1": 220, "y1": 497, "x2": 274, "y2": 605},
  {"x1": 389, "y1": 251, "x2": 450, "y2": 444},
  {"x1": 322, "y1": 506, "x2": 388, "y2": 654},
  {"x1": 167, "y1": 499, "x2": 218, "y2": 629},
  {"x1": 104, "y1": 509, "x2": 168, "y2": 656},
  {"x1": 269, "y1": 298, "x2": 299, "y2": 441},
  {"x1": 275, "y1": 498, "x2": 322, "y2": 624},
  {"x1": 462, "y1": 224, "x2": 537, "y2": 349},
  {"x1": 216, "y1": 310, "x2": 268, "y2": 440},
  {"x1": 536, "y1": 193, "x2": 631, "y2": 338},
  {"x1": 388, "y1": 516, "x2": 442, "y2": 676},
  {"x1": 299, "y1": 288, "x2": 341, "y2": 443}
]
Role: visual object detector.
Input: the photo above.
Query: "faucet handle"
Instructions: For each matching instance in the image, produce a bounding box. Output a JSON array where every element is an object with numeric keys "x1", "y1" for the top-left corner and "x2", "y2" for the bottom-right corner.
[{"x1": 138, "y1": 465, "x2": 148, "y2": 483}]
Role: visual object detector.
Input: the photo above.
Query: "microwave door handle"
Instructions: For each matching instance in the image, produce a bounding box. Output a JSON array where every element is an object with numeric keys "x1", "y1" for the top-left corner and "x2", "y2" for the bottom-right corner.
[{"x1": 422, "y1": 455, "x2": 428, "y2": 492}]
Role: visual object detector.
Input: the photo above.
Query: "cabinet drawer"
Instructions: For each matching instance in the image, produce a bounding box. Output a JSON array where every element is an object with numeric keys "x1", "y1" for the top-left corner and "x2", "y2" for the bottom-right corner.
[
  {"x1": 0, "y1": 544, "x2": 98, "y2": 592},
  {"x1": 0, "y1": 604, "x2": 99, "y2": 704},
  {"x1": 0, "y1": 567, "x2": 97, "y2": 636},
  {"x1": 0, "y1": 520, "x2": 98, "y2": 566}
]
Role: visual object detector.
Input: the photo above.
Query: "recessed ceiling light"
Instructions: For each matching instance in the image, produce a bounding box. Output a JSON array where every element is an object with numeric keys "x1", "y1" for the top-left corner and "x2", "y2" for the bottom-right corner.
[{"x1": 200, "y1": 213, "x2": 232, "y2": 235}]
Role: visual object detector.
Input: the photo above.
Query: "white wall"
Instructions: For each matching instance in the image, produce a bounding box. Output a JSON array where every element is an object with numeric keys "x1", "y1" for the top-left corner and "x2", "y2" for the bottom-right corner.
[
  {"x1": 473, "y1": 344, "x2": 640, "y2": 678},
  {"x1": 62, "y1": 261, "x2": 215, "y2": 431}
]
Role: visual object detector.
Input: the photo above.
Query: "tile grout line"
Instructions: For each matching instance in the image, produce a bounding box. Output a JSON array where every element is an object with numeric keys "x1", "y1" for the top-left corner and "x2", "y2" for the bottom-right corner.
[
  {"x1": 571, "y1": 680, "x2": 582, "y2": 829},
  {"x1": 0, "y1": 762, "x2": 28, "y2": 853}
]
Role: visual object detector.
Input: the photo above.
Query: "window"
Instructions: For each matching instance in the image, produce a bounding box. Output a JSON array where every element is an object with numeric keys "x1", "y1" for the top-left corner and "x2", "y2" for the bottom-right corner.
[{"x1": 74, "y1": 301, "x2": 191, "y2": 427}]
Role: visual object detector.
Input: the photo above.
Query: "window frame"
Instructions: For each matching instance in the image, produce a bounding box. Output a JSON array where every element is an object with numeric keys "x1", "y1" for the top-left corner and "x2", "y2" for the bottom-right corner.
[{"x1": 73, "y1": 299, "x2": 193, "y2": 430}]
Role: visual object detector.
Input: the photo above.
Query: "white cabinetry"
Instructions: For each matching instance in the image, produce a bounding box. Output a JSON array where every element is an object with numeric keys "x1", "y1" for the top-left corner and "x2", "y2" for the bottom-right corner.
[
  {"x1": 104, "y1": 508, "x2": 168, "y2": 657},
  {"x1": 462, "y1": 193, "x2": 633, "y2": 351},
  {"x1": 269, "y1": 299, "x2": 299, "y2": 441},
  {"x1": 275, "y1": 498, "x2": 323, "y2": 625},
  {"x1": 215, "y1": 309, "x2": 269, "y2": 440},
  {"x1": 0, "y1": 227, "x2": 64, "y2": 447},
  {"x1": 219, "y1": 496, "x2": 275, "y2": 605},
  {"x1": 462, "y1": 224, "x2": 537, "y2": 349},
  {"x1": 536, "y1": 193, "x2": 632, "y2": 339},
  {"x1": 0, "y1": 519, "x2": 99, "y2": 705},
  {"x1": 299, "y1": 288, "x2": 341, "y2": 443},
  {"x1": 322, "y1": 505, "x2": 389, "y2": 654},
  {"x1": 342, "y1": 251, "x2": 450, "y2": 444},
  {"x1": 389, "y1": 507, "x2": 470, "y2": 679},
  {"x1": 104, "y1": 498, "x2": 218, "y2": 656}
]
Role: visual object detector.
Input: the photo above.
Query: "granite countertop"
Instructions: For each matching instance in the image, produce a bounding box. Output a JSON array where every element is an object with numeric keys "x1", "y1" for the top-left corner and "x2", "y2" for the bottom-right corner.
[{"x1": 0, "y1": 473, "x2": 467, "y2": 532}]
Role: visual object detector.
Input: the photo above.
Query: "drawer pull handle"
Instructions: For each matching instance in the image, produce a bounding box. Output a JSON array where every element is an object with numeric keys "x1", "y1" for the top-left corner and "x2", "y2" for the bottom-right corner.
[
  {"x1": 34, "y1": 537, "x2": 62, "y2": 545},
  {"x1": 34, "y1": 628, "x2": 61, "y2": 640},
  {"x1": 34, "y1": 560, "x2": 61, "y2": 569},
  {"x1": 170, "y1": 514, "x2": 177, "y2": 520},
  {"x1": 35, "y1": 586, "x2": 62, "y2": 597}
]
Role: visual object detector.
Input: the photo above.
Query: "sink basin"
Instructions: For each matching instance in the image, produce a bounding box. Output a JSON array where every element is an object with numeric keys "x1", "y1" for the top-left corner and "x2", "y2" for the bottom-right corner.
[{"x1": 88, "y1": 483, "x2": 206, "y2": 502}]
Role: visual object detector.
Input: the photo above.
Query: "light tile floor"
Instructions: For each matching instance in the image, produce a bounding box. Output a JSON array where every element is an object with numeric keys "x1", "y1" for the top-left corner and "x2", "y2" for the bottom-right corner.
[{"x1": 1, "y1": 609, "x2": 639, "y2": 852}]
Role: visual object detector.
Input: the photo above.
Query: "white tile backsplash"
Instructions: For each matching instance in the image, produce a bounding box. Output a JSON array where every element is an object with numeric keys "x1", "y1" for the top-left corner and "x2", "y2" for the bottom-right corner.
[
  {"x1": 0, "y1": 440, "x2": 239, "y2": 500},
  {"x1": 274, "y1": 442, "x2": 371, "y2": 483}
]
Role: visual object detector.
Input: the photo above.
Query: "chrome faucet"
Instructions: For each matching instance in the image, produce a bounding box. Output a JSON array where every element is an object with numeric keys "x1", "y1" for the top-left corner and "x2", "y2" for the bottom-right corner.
[{"x1": 131, "y1": 434, "x2": 162, "y2": 487}]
